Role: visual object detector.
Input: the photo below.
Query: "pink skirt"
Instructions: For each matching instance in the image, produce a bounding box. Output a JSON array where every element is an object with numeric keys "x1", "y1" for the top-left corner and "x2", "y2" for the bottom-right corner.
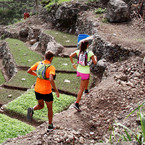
[{"x1": 77, "y1": 71, "x2": 90, "y2": 80}]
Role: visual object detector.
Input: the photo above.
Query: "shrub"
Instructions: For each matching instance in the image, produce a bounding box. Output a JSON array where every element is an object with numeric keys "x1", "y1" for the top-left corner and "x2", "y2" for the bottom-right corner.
[{"x1": 95, "y1": 8, "x2": 106, "y2": 14}]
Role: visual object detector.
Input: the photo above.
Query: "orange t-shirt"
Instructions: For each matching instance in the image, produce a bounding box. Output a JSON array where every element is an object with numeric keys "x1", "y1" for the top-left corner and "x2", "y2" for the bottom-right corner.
[{"x1": 31, "y1": 60, "x2": 55, "y2": 94}]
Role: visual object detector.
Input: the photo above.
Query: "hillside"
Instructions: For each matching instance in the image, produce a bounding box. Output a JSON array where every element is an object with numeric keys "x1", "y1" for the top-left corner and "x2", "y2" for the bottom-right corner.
[{"x1": 1, "y1": 2, "x2": 145, "y2": 145}]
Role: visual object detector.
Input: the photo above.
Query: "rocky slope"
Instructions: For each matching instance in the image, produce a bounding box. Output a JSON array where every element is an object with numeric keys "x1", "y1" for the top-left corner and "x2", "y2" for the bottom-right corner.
[{"x1": 1, "y1": 1, "x2": 145, "y2": 144}]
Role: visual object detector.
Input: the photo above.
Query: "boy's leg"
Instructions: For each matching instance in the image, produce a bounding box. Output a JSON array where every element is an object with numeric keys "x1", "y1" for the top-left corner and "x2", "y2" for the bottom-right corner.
[
  {"x1": 45, "y1": 101, "x2": 55, "y2": 132},
  {"x1": 27, "y1": 99, "x2": 44, "y2": 122},
  {"x1": 33, "y1": 99, "x2": 44, "y2": 110},
  {"x1": 45, "y1": 101, "x2": 53, "y2": 125}
]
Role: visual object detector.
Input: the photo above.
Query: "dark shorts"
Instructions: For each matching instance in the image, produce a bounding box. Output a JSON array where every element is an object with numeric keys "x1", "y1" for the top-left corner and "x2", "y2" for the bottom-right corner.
[{"x1": 35, "y1": 91, "x2": 53, "y2": 102}]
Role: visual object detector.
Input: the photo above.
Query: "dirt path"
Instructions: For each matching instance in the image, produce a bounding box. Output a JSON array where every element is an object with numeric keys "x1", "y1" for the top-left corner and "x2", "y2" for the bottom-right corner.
[{"x1": 1, "y1": 12, "x2": 145, "y2": 145}]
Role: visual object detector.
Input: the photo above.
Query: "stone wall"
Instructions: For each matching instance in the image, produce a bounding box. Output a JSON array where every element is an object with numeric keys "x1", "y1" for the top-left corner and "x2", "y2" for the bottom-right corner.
[
  {"x1": 0, "y1": 27, "x2": 64, "y2": 55},
  {"x1": 78, "y1": 34, "x2": 142, "y2": 83},
  {"x1": 0, "y1": 42, "x2": 16, "y2": 78},
  {"x1": 39, "y1": 3, "x2": 94, "y2": 35}
]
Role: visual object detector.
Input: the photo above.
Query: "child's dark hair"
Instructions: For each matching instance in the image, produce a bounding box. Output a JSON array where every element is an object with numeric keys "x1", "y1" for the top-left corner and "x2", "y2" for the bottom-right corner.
[
  {"x1": 80, "y1": 41, "x2": 89, "y2": 53},
  {"x1": 45, "y1": 51, "x2": 54, "y2": 60}
]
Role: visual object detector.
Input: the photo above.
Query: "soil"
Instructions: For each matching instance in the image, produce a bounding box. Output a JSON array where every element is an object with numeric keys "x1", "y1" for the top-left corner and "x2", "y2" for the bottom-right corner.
[{"x1": 1, "y1": 8, "x2": 145, "y2": 145}]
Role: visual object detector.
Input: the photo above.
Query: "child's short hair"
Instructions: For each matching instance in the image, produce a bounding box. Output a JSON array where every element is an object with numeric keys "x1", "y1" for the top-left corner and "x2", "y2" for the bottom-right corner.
[{"x1": 45, "y1": 51, "x2": 54, "y2": 60}]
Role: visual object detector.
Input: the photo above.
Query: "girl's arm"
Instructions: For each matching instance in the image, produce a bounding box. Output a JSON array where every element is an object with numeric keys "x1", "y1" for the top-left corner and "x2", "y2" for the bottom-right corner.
[
  {"x1": 91, "y1": 55, "x2": 97, "y2": 65},
  {"x1": 69, "y1": 52, "x2": 77, "y2": 69}
]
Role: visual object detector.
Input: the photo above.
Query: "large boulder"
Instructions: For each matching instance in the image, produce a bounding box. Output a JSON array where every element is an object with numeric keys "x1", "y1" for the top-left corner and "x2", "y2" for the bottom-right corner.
[
  {"x1": 54, "y1": 3, "x2": 88, "y2": 32},
  {"x1": 19, "y1": 27, "x2": 29, "y2": 41},
  {"x1": 27, "y1": 27, "x2": 41, "y2": 41},
  {"x1": 38, "y1": 33, "x2": 54, "y2": 54},
  {"x1": 106, "y1": 0, "x2": 130, "y2": 22},
  {"x1": 46, "y1": 41, "x2": 64, "y2": 56}
]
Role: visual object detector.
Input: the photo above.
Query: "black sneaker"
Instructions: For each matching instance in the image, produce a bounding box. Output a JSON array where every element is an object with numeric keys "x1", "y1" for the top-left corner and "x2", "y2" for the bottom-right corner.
[
  {"x1": 84, "y1": 89, "x2": 89, "y2": 94},
  {"x1": 73, "y1": 103, "x2": 81, "y2": 112},
  {"x1": 47, "y1": 124, "x2": 55, "y2": 132},
  {"x1": 27, "y1": 107, "x2": 34, "y2": 122}
]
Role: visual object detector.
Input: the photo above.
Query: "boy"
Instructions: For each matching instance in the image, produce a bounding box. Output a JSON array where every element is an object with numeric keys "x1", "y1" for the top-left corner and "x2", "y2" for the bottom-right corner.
[{"x1": 27, "y1": 51, "x2": 59, "y2": 132}]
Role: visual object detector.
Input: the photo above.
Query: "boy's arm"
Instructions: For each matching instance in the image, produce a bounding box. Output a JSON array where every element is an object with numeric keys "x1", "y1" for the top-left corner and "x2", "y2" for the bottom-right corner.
[
  {"x1": 27, "y1": 68, "x2": 37, "y2": 76},
  {"x1": 49, "y1": 74, "x2": 59, "y2": 98}
]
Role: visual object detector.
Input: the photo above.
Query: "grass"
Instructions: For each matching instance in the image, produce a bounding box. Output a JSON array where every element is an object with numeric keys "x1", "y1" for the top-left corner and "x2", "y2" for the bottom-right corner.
[
  {"x1": 0, "y1": 88, "x2": 24, "y2": 105},
  {"x1": 45, "y1": 30, "x2": 77, "y2": 46},
  {"x1": 136, "y1": 38, "x2": 145, "y2": 44},
  {"x1": 4, "y1": 70, "x2": 36, "y2": 88},
  {"x1": 0, "y1": 0, "x2": 12, "y2": 1},
  {"x1": 102, "y1": 17, "x2": 108, "y2": 23},
  {"x1": 55, "y1": 73, "x2": 80, "y2": 94},
  {"x1": 95, "y1": 8, "x2": 106, "y2": 14},
  {"x1": 6, "y1": 38, "x2": 43, "y2": 66},
  {"x1": 52, "y1": 56, "x2": 77, "y2": 71},
  {"x1": 44, "y1": 0, "x2": 71, "y2": 12},
  {"x1": 55, "y1": 73, "x2": 93, "y2": 94},
  {"x1": 6, "y1": 89, "x2": 76, "y2": 121},
  {"x1": 0, "y1": 70, "x2": 5, "y2": 85},
  {"x1": 110, "y1": 102, "x2": 145, "y2": 145},
  {"x1": 0, "y1": 113, "x2": 35, "y2": 144}
]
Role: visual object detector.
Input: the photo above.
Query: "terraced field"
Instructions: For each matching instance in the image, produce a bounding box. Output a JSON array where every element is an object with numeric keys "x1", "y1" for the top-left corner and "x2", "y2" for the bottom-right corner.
[{"x1": 0, "y1": 30, "x2": 94, "y2": 143}]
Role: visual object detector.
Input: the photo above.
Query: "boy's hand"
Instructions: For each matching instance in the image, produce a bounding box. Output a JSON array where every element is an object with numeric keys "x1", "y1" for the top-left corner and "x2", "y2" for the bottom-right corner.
[{"x1": 56, "y1": 91, "x2": 59, "y2": 98}]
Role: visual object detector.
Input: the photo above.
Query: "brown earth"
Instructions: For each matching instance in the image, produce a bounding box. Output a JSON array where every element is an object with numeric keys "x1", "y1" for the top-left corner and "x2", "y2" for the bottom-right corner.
[{"x1": 1, "y1": 11, "x2": 145, "y2": 145}]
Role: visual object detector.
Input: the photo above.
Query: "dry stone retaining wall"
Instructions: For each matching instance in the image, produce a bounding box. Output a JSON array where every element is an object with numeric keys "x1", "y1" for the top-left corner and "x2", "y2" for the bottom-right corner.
[{"x1": 0, "y1": 42, "x2": 16, "y2": 78}]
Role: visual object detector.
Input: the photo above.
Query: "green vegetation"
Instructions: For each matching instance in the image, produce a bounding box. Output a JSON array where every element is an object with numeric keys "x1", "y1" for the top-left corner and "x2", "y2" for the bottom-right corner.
[
  {"x1": 0, "y1": 113, "x2": 35, "y2": 144},
  {"x1": 45, "y1": 30, "x2": 77, "y2": 46},
  {"x1": 0, "y1": 0, "x2": 35, "y2": 25},
  {"x1": 0, "y1": 88, "x2": 24, "y2": 104},
  {"x1": 55, "y1": 73, "x2": 80, "y2": 93},
  {"x1": 95, "y1": 8, "x2": 106, "y2": 14},
  {"x1": 4, "y1": 70, "x2": 36, "y2": 88},
  {"x1": 44, "y1": 0, "x2": 71, "y2": 11},
  {"x1": 52, "y1": 57, "x2": 77, "y2": 71},
  {"x1": 0, "y1": 70, "x2": 5, "y2": 85},
  {"x1": 55, "y1": 73, "x2": 93, "y2": 94},
  {"x1": 6, "y1": 89, "x2": 75, "y2": 121},
  {"x1": 110, "y1": 102, "x2": 145, "y2": 145},
  {"x1": 136, "y1": 38, "x2": 145, "y2": 44},
  {"x1": 102, "y1": 17, "x2": 108, "y2": 23},
  {"x1": 0, "y1": 0, "x2": 13, "y2": 1},
  {"x1": 6, "y1": 38, "x2": 43, "y2": 66}
]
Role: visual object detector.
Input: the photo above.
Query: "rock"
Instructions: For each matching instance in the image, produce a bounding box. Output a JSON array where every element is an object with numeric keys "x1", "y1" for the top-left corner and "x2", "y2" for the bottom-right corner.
[
  {"x1": 46, "y1": 41, "x2": 64, "y2": 56},
  {"x1": 39, "y1": 32, "x2": 54, "y2": 54},
  {"x1": 114, "y1": 74, "x2": 128, "y2": 81},
  {"x1": 29, "y1": 39, "x2": 37, "y2": 45},
  {"x1": 143, "y1": 57, "x2": 145, "y2": 64},
  {"x1": 126, "y1": 81, "x2": 134, "y2": 88},
  {"x1": 79, "y1": 136, "x2": 85, "y2": 144},
  {"x1": 106, "y1": 0, "x2": 130, "y2": 22},
  {"x1": 19, "y1": 27, "x2": 29, "y2": 40}
]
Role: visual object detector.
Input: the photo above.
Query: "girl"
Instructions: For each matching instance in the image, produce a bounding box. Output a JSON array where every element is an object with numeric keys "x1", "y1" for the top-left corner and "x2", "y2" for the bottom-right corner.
[{"x1": 69, "y1": 41, "x2": 97, "y2": 111}]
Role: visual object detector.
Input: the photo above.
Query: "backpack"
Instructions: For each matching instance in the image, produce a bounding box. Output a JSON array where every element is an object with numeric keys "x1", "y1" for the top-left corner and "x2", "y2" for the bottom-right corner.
[
  {"x1": 36, "y1": 62, "x2": 51, "y2": 80},
  {"x1": 77, "y1": 51, "x2": 88, "y2": 66}
]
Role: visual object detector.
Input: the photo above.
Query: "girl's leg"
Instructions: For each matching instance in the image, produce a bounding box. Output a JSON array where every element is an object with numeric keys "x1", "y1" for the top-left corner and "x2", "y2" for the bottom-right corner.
[
  {"x1": 84, "y1": 79, "x2": 89, "y2": 91},
  {"x1": 33, "y1": 99, "x2": 44, "y2": 110},
  {"x1": 76, "y1": 79, "x2": 88, "y2": 103},
  {"x1": 45, "y1": 101, "x2": 53, "y2": 124}
]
